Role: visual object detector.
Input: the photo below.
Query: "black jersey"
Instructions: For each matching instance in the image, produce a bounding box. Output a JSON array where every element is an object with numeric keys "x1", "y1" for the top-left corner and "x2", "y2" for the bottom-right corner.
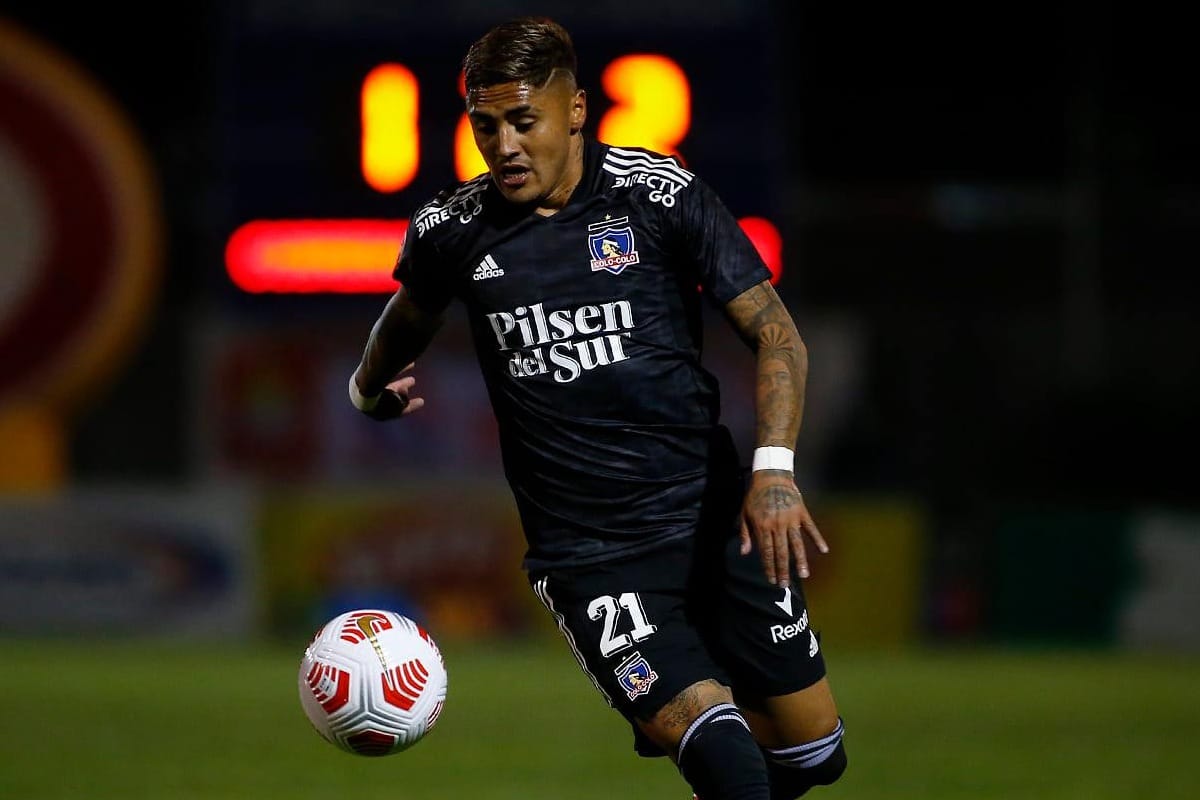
[{"x1": 394, "y1": 138, "x2": 771, "y2": 570}]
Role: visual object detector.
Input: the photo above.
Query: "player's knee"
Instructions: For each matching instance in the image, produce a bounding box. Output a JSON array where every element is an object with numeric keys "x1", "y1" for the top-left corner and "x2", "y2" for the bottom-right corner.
[
  {"x1": 639, "y1": 679, "x2": 733, "y2": 754},
  {"x1": 763, "y1": 717, "x2": 847, "y2": 798},
  {"x1": 803, "y1": 739, "x2": 847, "y2": 786}
]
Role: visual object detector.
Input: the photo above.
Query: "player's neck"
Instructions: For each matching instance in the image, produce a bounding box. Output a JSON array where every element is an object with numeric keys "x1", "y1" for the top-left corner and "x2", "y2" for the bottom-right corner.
[{"x1": 534, "y1": 135, "x2": 585, "y2": 217}]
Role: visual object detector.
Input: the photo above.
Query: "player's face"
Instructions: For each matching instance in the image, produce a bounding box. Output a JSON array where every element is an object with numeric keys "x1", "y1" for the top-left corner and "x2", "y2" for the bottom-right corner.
[{"x1": 467, "y1": 72, "x2": 586, "y2": 212}]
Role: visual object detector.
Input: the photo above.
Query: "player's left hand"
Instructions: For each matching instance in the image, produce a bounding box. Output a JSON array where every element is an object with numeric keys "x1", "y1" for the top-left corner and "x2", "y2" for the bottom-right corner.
[{"x1": 739, "y1": 471, "x2": 828, "y2": 587}]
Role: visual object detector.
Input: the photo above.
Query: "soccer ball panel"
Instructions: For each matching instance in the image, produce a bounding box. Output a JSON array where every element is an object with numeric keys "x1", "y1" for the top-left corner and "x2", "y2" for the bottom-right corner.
[{"x1": 298, "y1": 609, "x2": 448, "y2": 756}]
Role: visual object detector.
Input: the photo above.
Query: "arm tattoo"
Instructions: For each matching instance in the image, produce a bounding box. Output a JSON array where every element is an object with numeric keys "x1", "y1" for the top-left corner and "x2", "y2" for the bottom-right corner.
[{"x1": 724, "y1": 281, "x2": 808, "y2": 447}]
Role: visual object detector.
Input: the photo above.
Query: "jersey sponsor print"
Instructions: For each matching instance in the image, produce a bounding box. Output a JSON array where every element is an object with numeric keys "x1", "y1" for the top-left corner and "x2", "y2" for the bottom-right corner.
[{"x1": 487, "y1": 299, "x2": 634, "y2": 383}]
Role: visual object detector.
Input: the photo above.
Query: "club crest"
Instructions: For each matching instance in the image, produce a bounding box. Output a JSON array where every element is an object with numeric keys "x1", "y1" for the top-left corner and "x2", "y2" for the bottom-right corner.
[
  {"x1": 587, "y1": 215, "x2": 640, "y2": 274},
  {"x1": 614, "y1": 651, "x2": 659, "y2": 699}
]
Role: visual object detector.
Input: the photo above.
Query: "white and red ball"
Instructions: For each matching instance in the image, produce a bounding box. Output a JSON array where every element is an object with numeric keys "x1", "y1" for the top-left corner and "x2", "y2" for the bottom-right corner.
[{"x1": 298, "y1": 609, "x2": 447, "y2": 756}]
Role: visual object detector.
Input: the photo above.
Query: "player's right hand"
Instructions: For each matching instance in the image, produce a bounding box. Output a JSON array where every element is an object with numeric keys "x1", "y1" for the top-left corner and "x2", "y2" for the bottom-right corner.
[
  {"x1": 739, "y1": 471, "x2": 828, "y2": 587},
  {"x1": 350, "y1": 364, "x2": 425, "y2": 421}
]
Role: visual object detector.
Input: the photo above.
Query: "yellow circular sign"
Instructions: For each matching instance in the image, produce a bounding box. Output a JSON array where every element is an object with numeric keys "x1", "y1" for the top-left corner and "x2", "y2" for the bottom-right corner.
[{"x1": 0, "y1": 19, "x2": 161, "y2": 415}]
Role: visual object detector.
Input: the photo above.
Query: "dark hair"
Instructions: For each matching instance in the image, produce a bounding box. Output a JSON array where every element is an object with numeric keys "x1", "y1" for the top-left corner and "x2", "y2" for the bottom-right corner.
[{"x1": 463, "y1": 16, "x2": 577, "y2": 93}]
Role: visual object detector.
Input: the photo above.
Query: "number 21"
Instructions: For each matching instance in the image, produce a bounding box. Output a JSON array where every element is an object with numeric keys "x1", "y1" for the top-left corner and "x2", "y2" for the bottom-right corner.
[{"x1": 587, "y1": 592, "x2": 658, "y2": 657}]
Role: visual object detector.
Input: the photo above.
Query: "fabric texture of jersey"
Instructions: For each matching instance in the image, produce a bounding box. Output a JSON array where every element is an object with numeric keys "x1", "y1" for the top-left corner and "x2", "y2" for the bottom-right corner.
[{"x1": 394, "y1": 138, "x2": 772, "y2": 570}]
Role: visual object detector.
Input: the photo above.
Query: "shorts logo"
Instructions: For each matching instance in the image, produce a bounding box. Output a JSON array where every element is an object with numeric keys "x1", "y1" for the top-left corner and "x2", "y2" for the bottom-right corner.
[
  {"x1": 588, "y1": 215, "x2": 640, "y2": 275},
  {"x1": 614, "y1": 651, "x2": 659, "y2": 699},
  {"x1": 769, "y1": 609, "x2": 809, "y2": 644},
  {"x1": 809, "y1": 630, "x2": 820, "y2": 658},
  {"x1": 774, "y1": 586, "x2": 794, "y2": 616}
]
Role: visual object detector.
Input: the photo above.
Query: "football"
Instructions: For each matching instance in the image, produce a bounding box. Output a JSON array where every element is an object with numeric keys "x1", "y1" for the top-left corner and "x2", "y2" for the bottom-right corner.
[{"x1": 298, "y1": 609, "x2": 448, "y2": 756}]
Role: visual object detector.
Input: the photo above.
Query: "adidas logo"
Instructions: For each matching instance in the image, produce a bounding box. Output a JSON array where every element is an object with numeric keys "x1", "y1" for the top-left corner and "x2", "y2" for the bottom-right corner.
[{"x1": 473, "y1": 254, "x2": 505, "y2": 281}]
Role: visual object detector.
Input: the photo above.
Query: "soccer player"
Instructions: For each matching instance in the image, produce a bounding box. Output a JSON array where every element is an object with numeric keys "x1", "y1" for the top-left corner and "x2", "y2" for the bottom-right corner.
[{"x1": 349, "y1": 16, "x2": 847, "y2": 800}]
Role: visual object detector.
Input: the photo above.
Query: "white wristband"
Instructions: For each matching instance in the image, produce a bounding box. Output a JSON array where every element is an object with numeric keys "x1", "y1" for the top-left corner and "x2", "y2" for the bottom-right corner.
[
  {"x1": 752, "y1": 446, "x2": 794, "y2": 472},
  {"x1": 348, "y1": 373, "x2": 381, "y2": 412}
]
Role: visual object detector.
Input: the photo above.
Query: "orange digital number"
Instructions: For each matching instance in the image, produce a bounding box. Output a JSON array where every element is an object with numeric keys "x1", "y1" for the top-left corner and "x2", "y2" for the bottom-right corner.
[
  {"x1": 598, "y1": 55, "x2": 690, "y2": 157},
  {"x1": 454, "y1": 71, "x2": 489, "y2": 181},
  {"x1": 361, "y1": 63, "x2": 420, "y2": 193}
]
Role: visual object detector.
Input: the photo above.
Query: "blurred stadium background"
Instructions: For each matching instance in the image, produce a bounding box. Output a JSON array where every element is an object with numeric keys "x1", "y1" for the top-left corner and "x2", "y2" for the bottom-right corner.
[{"x1": 2, "y1": 2, "x2": 1197, "y2": 798}]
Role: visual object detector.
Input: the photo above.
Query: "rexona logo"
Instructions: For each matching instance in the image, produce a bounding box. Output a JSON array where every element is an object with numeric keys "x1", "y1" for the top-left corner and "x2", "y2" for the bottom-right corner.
[
  {"x1": 486, "y1": 300, "x2": 635, "y2": 384},
  {"x1": 770, "y1": 609, "x2": 810, "y2": 644}
]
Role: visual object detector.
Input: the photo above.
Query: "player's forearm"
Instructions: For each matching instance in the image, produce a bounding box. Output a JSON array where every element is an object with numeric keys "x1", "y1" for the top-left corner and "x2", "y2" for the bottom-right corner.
[
  {"x1": 754, "y1": 323, "x2": 807, "y2": 449},
  {"x1": 355, "y1": 287, "x2": 442, "y2": 394},
  {"x1": 724, "y1": 280, "x2": 808, "y2": 449}
]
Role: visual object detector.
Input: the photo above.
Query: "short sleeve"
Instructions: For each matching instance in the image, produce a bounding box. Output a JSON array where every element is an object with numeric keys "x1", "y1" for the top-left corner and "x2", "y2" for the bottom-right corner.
[
  {"x1": 669, "y1": 176, "x2": 771, "y2": 304},
  {"x1": 392, "y1": 220, "x2": 456, "y2": 313}
]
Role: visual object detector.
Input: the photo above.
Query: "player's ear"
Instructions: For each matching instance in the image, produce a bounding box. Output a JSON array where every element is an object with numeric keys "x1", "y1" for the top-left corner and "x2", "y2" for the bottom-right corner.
[{"x1": 570, "y1": 89, "x2": 586, "y2": 134}]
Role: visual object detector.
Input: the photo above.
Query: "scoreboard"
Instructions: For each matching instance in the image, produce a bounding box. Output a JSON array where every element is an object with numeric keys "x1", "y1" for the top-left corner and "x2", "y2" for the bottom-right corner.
[{"x1": 217, "y1": 12, "x2": 787, "y2": 294}]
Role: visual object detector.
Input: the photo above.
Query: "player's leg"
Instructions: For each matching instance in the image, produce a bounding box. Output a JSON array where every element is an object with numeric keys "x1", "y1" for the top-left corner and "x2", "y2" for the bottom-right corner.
[
  {"x1": 635, "y1": 678, "x2": 770, "y2": 800},
  {"x1": 529, "y1": 539, "x2": 771, "y2": 800},
  {"x1": 738, "y1": 681, "x2": 846, "y2": 799},
  {"x1": 697, "y1": 525, "x2": 848, "y2": 799}
]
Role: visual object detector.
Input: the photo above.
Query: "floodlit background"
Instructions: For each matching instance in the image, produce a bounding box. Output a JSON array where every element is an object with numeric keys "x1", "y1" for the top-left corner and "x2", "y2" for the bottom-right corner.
[{"x1": 2, "y1": 2, "x2": 1197, "y2": 799}]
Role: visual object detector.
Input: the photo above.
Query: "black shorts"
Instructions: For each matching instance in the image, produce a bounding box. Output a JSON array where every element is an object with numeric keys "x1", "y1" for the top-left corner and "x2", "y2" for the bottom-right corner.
[{"x1": 528, "y1": 522, "x2": 828, "y2": 755}]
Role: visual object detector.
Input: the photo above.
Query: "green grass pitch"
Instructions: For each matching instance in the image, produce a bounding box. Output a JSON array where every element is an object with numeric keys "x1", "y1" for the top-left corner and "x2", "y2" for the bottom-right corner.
[{"x1": 2, "y1": 639, "x2": 1196, "y2": 799}]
